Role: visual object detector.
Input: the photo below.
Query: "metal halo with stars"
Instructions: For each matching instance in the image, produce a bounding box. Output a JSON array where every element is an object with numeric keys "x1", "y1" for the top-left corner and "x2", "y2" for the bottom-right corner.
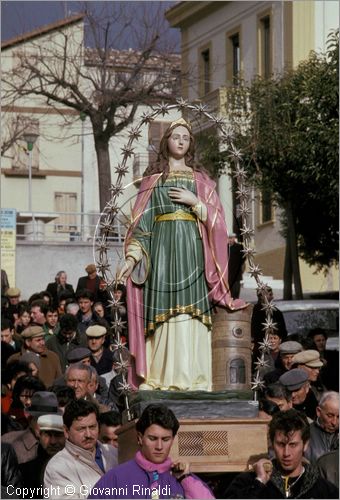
[{"x1": 92, "y1": 99, "x2": 274, "y2": 407}]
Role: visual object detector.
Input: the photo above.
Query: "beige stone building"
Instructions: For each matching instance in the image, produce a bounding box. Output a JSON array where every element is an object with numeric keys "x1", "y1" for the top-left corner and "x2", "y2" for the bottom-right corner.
[
  {"x1": 1, "y1": 13, "x2": 181, "y2": 295},
  {"x1": 166, "y1": 0, "x2": 339, "y2": 293}
]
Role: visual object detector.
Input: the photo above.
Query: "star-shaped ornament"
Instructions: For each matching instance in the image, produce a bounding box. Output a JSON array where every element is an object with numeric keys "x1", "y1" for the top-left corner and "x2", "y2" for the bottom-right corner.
[
  {"x1": 121, "y1": 145, "x2": 135, "y2": 158},
  {"x1": 262, "y1": 318, "x2": 278, "y2": 334},
  {"x1": 109, "y1": 184, "x2": 124, "y2": 197},
  {"x1": 117, "y1": 381, "x2": 132, "y2": 395},
  {"x1": 229, "y1": 147, "x2": 243, "y2": 161},
  {"x1": 154, "y1": 102, "x2": 170, "y2": 116},
  {"x1": 258, "y1": 337, "x2": 272, "y2": 353},
  {"x1": 261, "y1": 301, "x2": 277, "y2": 315},
  {"x1": 253, "y1": 357, "x2": 271, "y2": 371},
  {"x1": 249, "y1": 264, "x2": 262, "y2": 278},
  {"x1": 241, "y1": 246, "x2": 257, "y2": 258},
  {"x1": 237, "y1": 203, "x2": 251, "y2": 218},
  {"x1": 95, "y1": 236, "x2": 109, "y2": 253},
  {"x1": 251, "y1": 373, "x2": 266, "y2": 392},
  {"x1": 195, "y1": 102, "x2": 208, "y2": 113},
  {"x1": 114, "y1": 163, "x2": 129, "y2": 176},
  {"x1": 111, "y1": 318, "x2": 127, "y2": 333},
  {"x1": 235, "y1": 186, "x2": 250, "y2": 200},
  {"x1": 141, "y1": 112, "x2": 154, "y2": 124},
  {"x1": 176, "y1": 97, "x2": 189, "y2": 110},
  {"x1": 128, "y1": 127, "x2": 142, "y2": 140},
  {"x1": 233, "y1": 167, "x2": 248, "y2": 180},
  {"x1": 111, "y1": 340, "x2": 127, "y2": 352}
]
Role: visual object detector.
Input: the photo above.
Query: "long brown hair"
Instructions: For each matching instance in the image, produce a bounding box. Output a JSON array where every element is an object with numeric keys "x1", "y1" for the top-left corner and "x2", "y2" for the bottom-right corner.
[{"x1": 143, "y1": 123, "x2": 206, "y2": 181}]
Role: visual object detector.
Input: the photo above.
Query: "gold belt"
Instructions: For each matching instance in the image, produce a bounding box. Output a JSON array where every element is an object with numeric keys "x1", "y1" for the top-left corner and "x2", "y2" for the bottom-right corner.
[{"x1": 155, "y1": 210, "x2": 196, "y2": 222}]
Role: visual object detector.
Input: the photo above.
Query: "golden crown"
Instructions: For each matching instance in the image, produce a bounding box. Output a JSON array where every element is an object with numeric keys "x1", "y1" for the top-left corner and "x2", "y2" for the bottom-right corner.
[{"x1": 169, "y1": 117, "x2": 192, "y2": 131}]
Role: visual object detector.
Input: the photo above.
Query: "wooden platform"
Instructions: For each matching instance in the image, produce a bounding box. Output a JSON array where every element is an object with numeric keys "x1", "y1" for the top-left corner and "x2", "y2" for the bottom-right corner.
[{"x1": 117, "y1": 417, "x2": 269, "y2": 473}]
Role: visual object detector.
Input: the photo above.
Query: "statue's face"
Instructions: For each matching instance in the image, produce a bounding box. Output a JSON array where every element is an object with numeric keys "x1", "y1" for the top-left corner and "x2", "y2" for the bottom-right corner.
[{"x1": 167, "y1": 125, "x2": 190, "y2": 159}]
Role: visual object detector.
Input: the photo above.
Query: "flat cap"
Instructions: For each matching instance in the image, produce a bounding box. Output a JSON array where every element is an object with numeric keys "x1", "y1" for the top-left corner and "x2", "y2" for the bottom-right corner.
[
  {"x1": 85, "y1": 264, "x2": 96, "y2": 274},
  {"x1": 292, "y1": 350, "x2": 323, "y2": 368},
  {"x1": 6, "y1": 287, "x2": 21, "y2": 297},
  {"x1": 38, "y1": 414, "x2": 64, "y2": 433},
  {"x1": 279, "y1": 369, "x2": 308, "y2": 391},
  {"x1": 66, "y1": 347, "x2": 91, "y2": 363},
  {"x1": 279, "y1": 341, "x2": 303, "y2": 355},
  {"x1": 21, "y1": 325, "x2": 45, "y2": 339},
  {"x1": 86, "y1": 325, "x2": 107, "y2": 338}
]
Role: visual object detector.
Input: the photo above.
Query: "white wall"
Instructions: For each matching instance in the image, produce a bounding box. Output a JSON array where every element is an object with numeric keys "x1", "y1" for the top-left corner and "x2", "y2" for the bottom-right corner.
[
  {"x1": 15, "y1": 240, "x2": 122, "y2": 300},
  {"x1": 314, "y1": 1, "x2": 339, "y2": 52}
]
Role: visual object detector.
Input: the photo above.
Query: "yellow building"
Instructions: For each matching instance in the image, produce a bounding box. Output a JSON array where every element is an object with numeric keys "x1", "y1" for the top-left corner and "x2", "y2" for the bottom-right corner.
[{"x1": 166, "y1": 0, "x2": 339, "y2": 294}]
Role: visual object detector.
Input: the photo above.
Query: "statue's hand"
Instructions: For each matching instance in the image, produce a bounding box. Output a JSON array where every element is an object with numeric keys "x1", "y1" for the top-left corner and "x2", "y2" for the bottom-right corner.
[
  {"x1": 168, "y1": 187, "x2": 199, "y2": 207},
  {"x1": 117, "y1": 257, "x2": 135, "y2": 282}
]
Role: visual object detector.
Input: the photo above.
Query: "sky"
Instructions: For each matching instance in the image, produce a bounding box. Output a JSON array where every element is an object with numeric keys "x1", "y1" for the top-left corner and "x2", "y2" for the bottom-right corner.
[{"x1": 1, "y1": 1, "x2": 180, "y2": 49}]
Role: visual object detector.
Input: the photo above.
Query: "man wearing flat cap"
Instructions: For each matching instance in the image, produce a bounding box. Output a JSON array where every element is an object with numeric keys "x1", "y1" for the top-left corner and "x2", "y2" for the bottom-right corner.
[
  {"x1": 291, "y1": 349, "x2": 326, "y2": 400},
  {"x1": 2, "y1": 391, "x2": 61, "y2": 464},
  {"x1": 86, "y1": 325, "x2": 114, "y2": 375},
  {"x1": 7, "y1": 325, "x2": 62, "y2": 387},
  {"x1": 20, "y1": 413, "x2": 65, "y2": 494},
  {"x1": 279, "y1": 368, "x2": 318, "y2": 421},
  {"x1": 75, "y1": 264, "x2": 108, "y2": 304},
  {"x1": 264, "y1": 340, "x2": 303, "y2": 385},
  {"x1": 5, "y1": 287, "x2": 21, "y2": 324},
  {"x1": 52, "y1": 348, "x2": 109, "y2": 403}
]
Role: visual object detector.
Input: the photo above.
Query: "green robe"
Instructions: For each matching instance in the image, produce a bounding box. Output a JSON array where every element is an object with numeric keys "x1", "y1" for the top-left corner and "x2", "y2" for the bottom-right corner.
[{"x1": 132, "y1": 171, "x2": 211, "y2": 335}]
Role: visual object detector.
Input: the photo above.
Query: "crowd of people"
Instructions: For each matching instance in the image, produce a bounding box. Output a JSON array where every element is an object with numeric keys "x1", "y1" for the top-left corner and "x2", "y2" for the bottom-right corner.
[{"x1": 1, "y1": 266, "x2": 339, "y2": 499}]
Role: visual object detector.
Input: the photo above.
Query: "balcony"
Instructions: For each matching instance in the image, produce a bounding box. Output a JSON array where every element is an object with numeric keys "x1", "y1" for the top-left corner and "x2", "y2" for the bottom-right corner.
[{"x1": 14, "y1": 211, "x2": 126, "y2": 243}]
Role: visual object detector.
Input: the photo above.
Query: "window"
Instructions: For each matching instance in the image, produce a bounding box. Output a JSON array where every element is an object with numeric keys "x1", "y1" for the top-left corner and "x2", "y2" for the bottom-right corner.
[
  {"x1": 148, "y1": 120, "x2": 172, "y2": 164},
  {"x1": 229, "y1": 358, "x2": 245, "y2": 384},
  {"x1": 199, "y1": 46, "x2": 211, "y2": 96},
  {"x1": 226, "y1": 28, "x2": 241, "y2": 85},
  {"x1": 260, "y1": 188, "x2": 274, "y2": 224},
  {"x1": 54, "y1": 193, "x2": 77, "y2": 232},
  {"x1": 258, "y1": 14, "x2": 272, "y2": 78},
  {"x1": 231, "y1": 34, "x2": 240, "y2": 83}
]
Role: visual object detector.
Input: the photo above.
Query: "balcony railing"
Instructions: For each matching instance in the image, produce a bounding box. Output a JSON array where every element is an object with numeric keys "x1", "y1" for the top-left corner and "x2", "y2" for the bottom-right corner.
[{"x1": 15, "y1": 211, "x2": 126, "y2": 243}]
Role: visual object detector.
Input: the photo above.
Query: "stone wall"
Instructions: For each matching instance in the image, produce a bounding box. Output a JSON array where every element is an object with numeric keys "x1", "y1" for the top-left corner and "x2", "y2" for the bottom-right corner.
[{"x1": 15, "y1": 241, "x2": 122, "y2": 300}]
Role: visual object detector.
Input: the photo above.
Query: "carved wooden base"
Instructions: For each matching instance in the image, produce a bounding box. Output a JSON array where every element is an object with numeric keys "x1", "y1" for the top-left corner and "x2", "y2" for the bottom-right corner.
[{"x1": 117, "y1": 417, "x2": 268, "y2": 472}]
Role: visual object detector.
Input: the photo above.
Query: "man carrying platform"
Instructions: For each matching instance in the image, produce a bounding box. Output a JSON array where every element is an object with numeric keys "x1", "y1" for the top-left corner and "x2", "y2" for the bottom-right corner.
[
  {"x1": 223, "y1": 409, "x2": 338, "y2": 498},
  {"x1": 88, "y1": 403, "x2": 214, "y2": 499}
]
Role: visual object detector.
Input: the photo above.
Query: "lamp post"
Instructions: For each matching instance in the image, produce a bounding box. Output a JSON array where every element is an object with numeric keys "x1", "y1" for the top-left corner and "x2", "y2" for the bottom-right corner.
[
  {"x1": 80, "y1": 112, "x2": 86, "y2": 240},
  {"x1": 22, "y1": 131, "x2": 39, "y2": 238}
]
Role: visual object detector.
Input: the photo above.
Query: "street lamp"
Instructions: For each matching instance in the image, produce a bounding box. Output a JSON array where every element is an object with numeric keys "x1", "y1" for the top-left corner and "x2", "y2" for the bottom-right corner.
[
  {"x1": 80, "y1": 112, "x2": 86, "y2": 240},
  {"x1": 22, "y1": 131, "x2": 39, "y2": 239},
  {"x1": 22, "y1": 131, "x2": 39, "y2": 214}
]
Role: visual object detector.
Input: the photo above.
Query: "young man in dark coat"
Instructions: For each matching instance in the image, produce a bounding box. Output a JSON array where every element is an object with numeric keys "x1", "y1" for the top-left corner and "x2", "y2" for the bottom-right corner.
[{"x1": 224, "y1": 409, "x2": 338, "y2": 498}]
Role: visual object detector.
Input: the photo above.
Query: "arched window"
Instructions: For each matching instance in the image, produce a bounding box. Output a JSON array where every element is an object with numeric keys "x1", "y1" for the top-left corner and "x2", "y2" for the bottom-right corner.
[{"x1": 229, "y1": 358, "x2": 245, "y2": 384}]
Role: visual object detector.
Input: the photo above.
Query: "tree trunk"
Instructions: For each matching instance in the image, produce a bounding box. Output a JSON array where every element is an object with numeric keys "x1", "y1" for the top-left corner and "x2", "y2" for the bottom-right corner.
[
  {"x1": 285, "y1": 201, "x2": 303, "y2": 299},
  {"x1": 94, "y1": 137, "x2": 112, "y2": 212},
  {"x1": 283, "y1": 233, "x2": 293, "y2": 300}
]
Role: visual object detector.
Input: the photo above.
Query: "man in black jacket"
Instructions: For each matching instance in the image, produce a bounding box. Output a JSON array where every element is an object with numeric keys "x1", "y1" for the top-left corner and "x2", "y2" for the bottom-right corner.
[
  {"x1": 46, "y1": 313, "x2": 86, "y2": 372},
  {"x1": 76, "y1": 264, "x2": 108, "y2": 304},
  {"x1": 224, "y1": 409, "x2": 338, "y2": 498}
]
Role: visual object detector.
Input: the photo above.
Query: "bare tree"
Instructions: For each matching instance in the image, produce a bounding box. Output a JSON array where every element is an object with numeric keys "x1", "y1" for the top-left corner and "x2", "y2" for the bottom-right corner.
[
  {"x1": 1, "y1": 113, "x2": 36, "y2": 157},
  {"x1": 2, "y1": 3, "x2": 180, "y2": 210}
]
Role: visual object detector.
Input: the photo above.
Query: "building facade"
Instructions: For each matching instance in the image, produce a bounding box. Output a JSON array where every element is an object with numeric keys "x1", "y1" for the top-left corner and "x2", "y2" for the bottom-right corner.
[
  {"x1": 1, "y1": 13, "x2": 181, "y2": 296},
  {"x1": 166, "y1": 0, "x2": 339, "y2": 293}
]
